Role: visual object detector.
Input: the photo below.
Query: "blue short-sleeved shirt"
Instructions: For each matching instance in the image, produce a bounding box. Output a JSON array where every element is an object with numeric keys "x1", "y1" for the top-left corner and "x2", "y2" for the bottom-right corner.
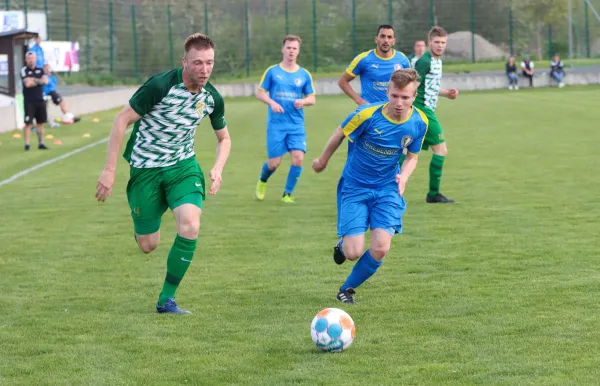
[
  {"x1": 339, "y1": 103, "x2": 428, "y2": 189},
  {"x1": 345, "y1": 49, "x2": 410, "y2": 103},
  {"x1": 43, "y1": 75, "x2": 58, "y2": 95},
  {"x1": 259, "y1": 64, "x2": 315, "y2": 130}
]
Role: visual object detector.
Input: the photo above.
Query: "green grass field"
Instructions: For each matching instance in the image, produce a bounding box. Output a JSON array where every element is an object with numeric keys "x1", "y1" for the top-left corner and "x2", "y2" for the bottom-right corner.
[{"x1": 1, "y1": 86, "x2": 600, "y2": 384}]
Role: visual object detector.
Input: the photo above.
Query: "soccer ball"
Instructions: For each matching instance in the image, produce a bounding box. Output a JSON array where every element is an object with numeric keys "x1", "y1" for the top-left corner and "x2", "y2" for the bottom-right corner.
[
  {"x1": 62, "y1": 112, "x2": 75, "y2": 124},
  {"x1": 310, "y1": 308, "x2": 356, "y2": 352}
]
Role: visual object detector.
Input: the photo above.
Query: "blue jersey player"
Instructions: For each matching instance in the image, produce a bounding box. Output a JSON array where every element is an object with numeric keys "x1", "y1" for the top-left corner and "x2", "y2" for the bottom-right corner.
[
  {"x1": 255, "y1": 35, "x2": 316, "y2": 203},
  {"x1": 313, "y1": 69, "x2": 428, "y2": 304},
  {"x1": 338, "y1": 24, "x2": 410, "y2": 104}
]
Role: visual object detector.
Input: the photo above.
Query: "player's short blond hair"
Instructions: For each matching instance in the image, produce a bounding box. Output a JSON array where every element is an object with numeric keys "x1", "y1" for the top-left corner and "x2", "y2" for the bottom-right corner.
[
  {"x1": 428, "y1": 26, "x2": 448, "y2": 40},
  {"x1": 389, "y1": 69, "x2": 420, "y2": 90},
  {"x1": 282, "y1": 35, "x2": 302, "y2": 46},
  {"x1": 184, "y1": 33, "x2": 214, "y2": 54}
]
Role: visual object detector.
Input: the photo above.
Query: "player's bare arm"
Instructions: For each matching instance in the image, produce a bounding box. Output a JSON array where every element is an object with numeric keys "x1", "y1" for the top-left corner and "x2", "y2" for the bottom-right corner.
[
  {"x1": 312, "y1": 126, "x2": 345, "y2": 173},
  {"x1": 96, "y1": 104, "x2": 141, "y2": 202},
  {"x1": 338, "y1": 72, "x2": 368, "y2": 106},
  {"x1": 293, "y1": 94, "x2": 316, "y2": 109},
  {"x1": 439, "y1": 88, "x2": 459, "y2": 99},
  {"x1": 208, "y1": 126, "x2": 232, "y2": 195},
  {"x1": 255, "y1": 88, "x2": 284, "y2": 113},
  {"x1": 396, "y1": 152, "x2": 419, "y2": 195}
]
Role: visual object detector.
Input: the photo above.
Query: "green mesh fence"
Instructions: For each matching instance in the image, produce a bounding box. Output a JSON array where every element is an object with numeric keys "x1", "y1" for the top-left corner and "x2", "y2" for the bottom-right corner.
[{"x1": 2, "y1": 0, "x2": 599, "y2": 81}]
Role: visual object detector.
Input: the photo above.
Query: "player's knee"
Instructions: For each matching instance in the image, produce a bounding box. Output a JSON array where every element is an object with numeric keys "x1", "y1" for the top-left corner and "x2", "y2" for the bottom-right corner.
[
  {"x1": 137, "y1": 236, "x2": 159, "y2": 254},
  {"x1": 344, "y1": 245, "x2": 364, "y2": 261},
  {"x1": 178, "y1": 217, "x2": 201, "y2": 239},
  {"x1": 291, "y1": 153, "x2": 304, "y2": 166},
  {"x1": 370, "y1": 244, "x2": 390, "y2": 261},
  {"x1": 267, "y1": 158, "x2": 281, "y2": 170},
  {"x1": 432, "y1": 144, "x2": 448, "y2": 156}
]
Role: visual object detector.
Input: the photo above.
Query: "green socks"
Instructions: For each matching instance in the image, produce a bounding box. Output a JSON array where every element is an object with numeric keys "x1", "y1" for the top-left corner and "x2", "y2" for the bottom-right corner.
[
  {"x1": 428, "y1": 154, "x2": 445, "y2": 197},
  {"x1": 158, "y1": 234, "x2": 197, "y2": 306},
  {"x1": 398, "y1": 153, "x2": 406, "y2": 168}
]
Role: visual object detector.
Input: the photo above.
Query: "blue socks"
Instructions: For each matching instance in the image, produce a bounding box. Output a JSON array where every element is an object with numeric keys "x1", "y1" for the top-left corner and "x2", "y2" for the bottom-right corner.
[
  {"x1": 340, "y1": 250, "x2": 382, "y2": 291},
  {"x1": 260, "y1": 162, "x2": 275, "y2": 183},
  {"x1": 284, "y1": 165, "x2": 302, "y2": 195},
  {"x1": 260, "y1": 163, "x2": 302, "y2": 195}
]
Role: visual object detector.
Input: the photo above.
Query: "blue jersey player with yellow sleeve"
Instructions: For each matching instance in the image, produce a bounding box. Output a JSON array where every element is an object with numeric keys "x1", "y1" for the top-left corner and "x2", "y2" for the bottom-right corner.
[
  {"x1": 338, "y1": 24, "x2": 410, "y2": 104},
  {"x1": 255, "y1": 35, "x2": 316, "y2": 203},
  {"x1": 313, "y1": 69, "x2": 427, "y2": 304}
]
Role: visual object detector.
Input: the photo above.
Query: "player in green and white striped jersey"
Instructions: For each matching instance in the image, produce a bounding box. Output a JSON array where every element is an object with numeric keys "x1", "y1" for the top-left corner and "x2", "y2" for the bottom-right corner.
[
  {"x1": 96, "y1": 33, "x2": 232, "y2": 314},
  {"x1": 399, "y1": 26, "x2": 458, "y2": 204}
]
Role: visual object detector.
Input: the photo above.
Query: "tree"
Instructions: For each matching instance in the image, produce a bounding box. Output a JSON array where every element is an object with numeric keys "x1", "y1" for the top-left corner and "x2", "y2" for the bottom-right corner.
[{"x1": 515, "y1": 0, "x2": 569, "y2": 60}]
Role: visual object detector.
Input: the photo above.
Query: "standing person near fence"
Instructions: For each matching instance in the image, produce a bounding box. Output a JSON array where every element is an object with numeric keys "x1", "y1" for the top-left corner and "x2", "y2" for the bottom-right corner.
[
  {"x1": 95, "y1": 33, "x2": 232, "y2": 315},
  {"x1": 29, "y1": 36, "x2": 45, "y2": 69},
  {"x1": 398, "y1": 26, "x2": 458, "y2": 204},
  {"x1": 338, "y1": 25, "x2": 410, "y2": 105},
  {"x1": 254, "y1": 35, "x2": 316, "y2": 204},
  {"x1": 21, "y1": 51, "x2": 49, "y2": 151}
]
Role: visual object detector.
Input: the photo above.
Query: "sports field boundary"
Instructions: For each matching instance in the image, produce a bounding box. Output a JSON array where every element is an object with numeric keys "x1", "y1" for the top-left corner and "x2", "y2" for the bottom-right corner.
[{"x1": 0, "y1": 129, "x2": 131, "y2": 188}]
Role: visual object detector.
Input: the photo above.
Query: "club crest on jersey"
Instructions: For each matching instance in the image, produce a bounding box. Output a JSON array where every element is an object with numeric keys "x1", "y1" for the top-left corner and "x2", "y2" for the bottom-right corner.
[
  {"x1": 294, "y1": 78, "x2": 302, "y2": 87},
  {"x1": 401, "y1": 135, "x2": 413, "y2": 148},
  {"x1": 195, "y1": 101, "x2": 205, "y2": 116},
  {"x1": 394, "y1": 64, "x2": 401, "y2": 71}
]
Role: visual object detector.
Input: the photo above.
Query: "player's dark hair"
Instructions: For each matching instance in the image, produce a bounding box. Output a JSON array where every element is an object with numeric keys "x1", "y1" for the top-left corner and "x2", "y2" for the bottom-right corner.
[
  {"x1": 428, "y1": 26, "x2": 448, "y2": 40},
  {"x1": 377, "y1": 24, "x2": 394, "y2": 36},
  {"x1": 282, "y1": 35, "x2": 302, "y2": 46},
  {"x1": 184, "y1": 33, "x2": 214, "y2": 54},
  {"x1": 389, "y1": 69, "x2": 420, "y2": 90}
]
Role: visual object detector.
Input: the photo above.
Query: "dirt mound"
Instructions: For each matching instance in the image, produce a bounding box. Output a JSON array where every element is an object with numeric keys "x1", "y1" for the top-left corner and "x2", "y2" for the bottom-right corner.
[{"x1": 445, "y1": 31, "x2": 508, "y2": 61}]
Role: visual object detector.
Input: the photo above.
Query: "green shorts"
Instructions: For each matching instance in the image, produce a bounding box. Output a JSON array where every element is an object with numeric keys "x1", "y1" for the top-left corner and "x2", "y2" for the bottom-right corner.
[
  {"x1": 127, "y1": 157, "x2": 205, "y2": 235},
  {"x1": 416, "y1": 106, "x2": 445, "y2": 150}
]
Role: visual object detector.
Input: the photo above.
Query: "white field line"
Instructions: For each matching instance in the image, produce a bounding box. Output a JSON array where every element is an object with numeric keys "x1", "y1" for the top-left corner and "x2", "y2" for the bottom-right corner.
[{"x1": 0, "y1": 129, "x2": 131, "y2": 188}]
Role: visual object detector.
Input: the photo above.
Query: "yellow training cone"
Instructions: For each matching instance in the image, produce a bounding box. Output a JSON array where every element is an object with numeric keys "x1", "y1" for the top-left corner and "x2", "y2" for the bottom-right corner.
[
  {"x1": 12, "y1": 133, "x2": 21, "y2": 139},
  {"x1": 92, "y1": 117, "x2": 100, "y2": 123},
  {"x1": 45, "y1": 134, "x2": 54, "y2": 139},
  {"x1": 83, "y1": 133, "x2": 91, "y2": 138}
]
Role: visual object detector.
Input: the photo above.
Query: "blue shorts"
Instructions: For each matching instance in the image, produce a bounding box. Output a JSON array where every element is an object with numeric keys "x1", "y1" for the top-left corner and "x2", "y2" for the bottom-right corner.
[
  {"x1": 336, "y1": 178, "x2": 406, "y2": 237},
  {"x1": 266, "y1": 128, "x2": 306, "y2": 159}
]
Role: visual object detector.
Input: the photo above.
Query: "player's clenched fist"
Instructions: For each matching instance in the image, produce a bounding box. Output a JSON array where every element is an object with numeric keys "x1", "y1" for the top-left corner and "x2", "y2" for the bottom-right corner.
[{"x1": 312, "y1": 158, "x2": 327, "y2": 173}]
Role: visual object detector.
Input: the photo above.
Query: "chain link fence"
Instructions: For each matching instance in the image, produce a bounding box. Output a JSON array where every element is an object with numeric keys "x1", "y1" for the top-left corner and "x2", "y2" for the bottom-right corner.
[{"x1": 3, "y1": 0, "x2": 600, "y2": 82}]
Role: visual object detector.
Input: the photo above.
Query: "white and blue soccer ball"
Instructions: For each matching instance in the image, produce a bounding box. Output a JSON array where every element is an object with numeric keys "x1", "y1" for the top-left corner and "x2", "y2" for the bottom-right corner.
[{"x1": 310, "y1": 308, "x2": 356, "y2": 352}]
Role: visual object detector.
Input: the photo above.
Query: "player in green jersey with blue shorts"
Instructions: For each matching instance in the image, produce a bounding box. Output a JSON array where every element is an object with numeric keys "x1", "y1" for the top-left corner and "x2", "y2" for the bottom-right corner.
[{"x1": 96, "y1": 33, "x2": 232, "y2": 314}]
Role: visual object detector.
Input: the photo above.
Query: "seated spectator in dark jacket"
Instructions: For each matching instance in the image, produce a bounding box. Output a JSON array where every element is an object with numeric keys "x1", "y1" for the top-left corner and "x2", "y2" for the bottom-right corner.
[
  {"x1": 506, "y1": 56, "x2": 519, "y2": 90},
  {"x1": 520, "y1": 56, "x2": 534, "y2": 87}
]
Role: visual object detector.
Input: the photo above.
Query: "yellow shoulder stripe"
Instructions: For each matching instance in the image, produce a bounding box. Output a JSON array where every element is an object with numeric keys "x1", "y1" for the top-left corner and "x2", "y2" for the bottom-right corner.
[
  {"x1": 414, "y1": 106, "x2": 429, "y2": 127},
  {"x1": 414, "y1": 106, "x2": 429, "y2": 148},
  {"x1": 346, "y1": 50, "x2": 372, "y2": 75},
  {"x1": 341, "y1": 104, "x2": 381, "y2": 142},
  {"x1": 258, "y1": 64, "x2": 277, "y2": 90}
]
